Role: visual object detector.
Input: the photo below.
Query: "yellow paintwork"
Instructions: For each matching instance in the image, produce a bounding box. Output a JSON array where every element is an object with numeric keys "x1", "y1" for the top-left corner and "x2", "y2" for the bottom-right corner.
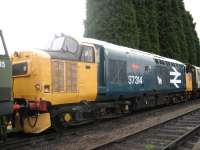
[
  {"x1": 23, "y1": 113, "x2": 51, "y2": 133},
  {"x1": 186, "y1": 73, "x2": 192, "y2": 92},
  {"x1": 12, "y1": 50, "x2": 52, "y2": 103},
  {"x1": 12, "y1": 45, "x2": 98, "y2": 133},
  {"x1": 51, "y1": 61, "x2": 97, "y2": 104},
  {"x1": 12, "y1": 47, "x2": 97, "y2": 105},
  {"x1": 14, "y1": 112, "x2": 51, "y2": 133}
]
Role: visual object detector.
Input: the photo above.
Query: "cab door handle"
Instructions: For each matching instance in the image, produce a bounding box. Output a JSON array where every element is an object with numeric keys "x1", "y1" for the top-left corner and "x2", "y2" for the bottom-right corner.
[{"x1": 85, "y1": 65, "x2": 91, "y2": 69}]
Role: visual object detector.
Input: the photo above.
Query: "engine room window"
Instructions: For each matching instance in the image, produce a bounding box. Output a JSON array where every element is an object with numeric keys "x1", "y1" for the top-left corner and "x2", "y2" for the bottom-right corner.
[
  {"x1": 108, "y1": 59, "x2": 127, "y2": 84},
  {"x1": 166, "y1": 62, "x2": 170, "y2": 66},
  {"x1": 81, "y1": 46, "x2": 95, "y2": 63},
  {"x1": 145, "y1": 65, "x2": 151, "y2": 72},
  {"x1": 52, "y1": 61, "x2": 64, "y2": 92},
  {"x1": 160, "y1": 60, "x2": 165, "y2": 65}
]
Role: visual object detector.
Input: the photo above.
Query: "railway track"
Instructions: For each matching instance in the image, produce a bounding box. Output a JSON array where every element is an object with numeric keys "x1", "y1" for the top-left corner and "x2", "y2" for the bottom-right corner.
[
  {"x1": 1, "y1": 100, "x2": 200, "y2": 150},
  {"x1": 0, "y1": 131, "x2": 57, "y2": 150},
  {"x1": 93, "y1": 108, "x2": 200, "y2": 150},
  {"x1": 176, "y1": 132, "x2": 200, "y2": 150}
]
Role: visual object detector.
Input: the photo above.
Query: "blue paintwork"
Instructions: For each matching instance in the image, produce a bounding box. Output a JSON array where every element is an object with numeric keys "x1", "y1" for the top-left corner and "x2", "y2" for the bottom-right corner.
[
  {"x1": 82, "y1": 38, "x2": 186, "y2": 99},
  {"x1": 104, "y1": 47, "x2": 185, "y2": 98}
]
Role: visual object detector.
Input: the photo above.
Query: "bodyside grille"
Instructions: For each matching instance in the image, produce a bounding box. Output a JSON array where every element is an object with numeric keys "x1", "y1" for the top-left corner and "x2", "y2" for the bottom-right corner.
[{"x1": 52, "y1": 61, "x2": 77, "y2": 93}]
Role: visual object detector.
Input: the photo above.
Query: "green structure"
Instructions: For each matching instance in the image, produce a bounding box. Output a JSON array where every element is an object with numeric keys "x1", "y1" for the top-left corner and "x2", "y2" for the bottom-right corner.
[{"x1": 0, "y1": 30, "x2": 12, "y2": 140}]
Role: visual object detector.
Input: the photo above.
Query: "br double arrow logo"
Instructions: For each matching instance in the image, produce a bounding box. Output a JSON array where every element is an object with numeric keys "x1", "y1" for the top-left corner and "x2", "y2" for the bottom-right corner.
[{"x1": 170, "y1": 67, "x2": 181, "y2": 88}]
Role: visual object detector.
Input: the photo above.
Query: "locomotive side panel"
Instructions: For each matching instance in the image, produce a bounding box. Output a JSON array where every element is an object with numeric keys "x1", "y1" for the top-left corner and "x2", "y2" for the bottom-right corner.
[
  {"x1": 104, "y1": 48, "x2": 157, "y2": 98},
  {"x1": 154, "y1": 60, "x2": 185, "y2": 93},
  {"x1": 126, "y1": 53, "x2": 156, "y2": 94},
  {"x1": 105, "y1": 48, "x2": 129, "y2": 97},
  {"x1": 103, "y1": 46, "x2": 185, "y2": 99},
  {"x1": 51, "y1": 60, "x2": 97, "y2": 105}
]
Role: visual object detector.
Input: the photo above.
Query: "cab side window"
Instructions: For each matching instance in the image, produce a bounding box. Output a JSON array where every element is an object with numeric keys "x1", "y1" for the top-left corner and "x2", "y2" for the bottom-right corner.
[{"x1": 81, "y1": 46, "x2": 95, "y2": 63}]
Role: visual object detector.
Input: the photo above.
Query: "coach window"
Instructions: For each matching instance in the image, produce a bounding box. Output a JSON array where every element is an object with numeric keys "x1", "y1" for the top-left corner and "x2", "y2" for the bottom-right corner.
[{"x1": 81, "y1": 46, "x2": 95, "y2": 63}]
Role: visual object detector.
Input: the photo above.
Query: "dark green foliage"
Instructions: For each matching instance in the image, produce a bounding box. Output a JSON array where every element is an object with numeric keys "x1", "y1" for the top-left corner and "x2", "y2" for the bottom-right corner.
[
  {"x1": 152, "y1": 0, "x2": 181, "y2": 60},
  {"x1": 195, "y1": 36, "x2": 200, "y2": 66},
  {"x1": 171, "y1": 0, "x2": 188, "y2": 62},
  {"x1": 85, "y1": 0, "x2": 200, "y2": 65},
  {"x1": 133, "y1": 0, "x2": 151, "y2": 51},
  {"x1": 182, "y1": 11, "x2": 198, "y2": 65},
  {"x1": 85, "y1": 0, "x2": 139, "y2": 48},
  {"x1": 145, "y1": 0, "x2": 160, "y2": 54}
]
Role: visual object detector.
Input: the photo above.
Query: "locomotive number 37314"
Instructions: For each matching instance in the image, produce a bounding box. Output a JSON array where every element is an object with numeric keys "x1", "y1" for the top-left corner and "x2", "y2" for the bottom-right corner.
[{"x1": 128, "y1": 75, "x2": 143, "y2": 85}]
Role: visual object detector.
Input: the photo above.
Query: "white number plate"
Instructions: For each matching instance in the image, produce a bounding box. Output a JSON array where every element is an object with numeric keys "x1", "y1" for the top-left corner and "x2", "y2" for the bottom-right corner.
[{"x1": 128, "y1": 75, "x2": 143, "y2": 85}]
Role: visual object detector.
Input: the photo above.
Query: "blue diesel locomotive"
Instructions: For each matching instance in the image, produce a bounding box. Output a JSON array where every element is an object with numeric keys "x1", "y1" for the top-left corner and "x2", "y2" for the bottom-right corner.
[
  {"x1": 83, "y1": 38, "x2": 186, "y2": 107},
  {"x1": 11, "y1": 35, "x2": 193, "y2": 132}
]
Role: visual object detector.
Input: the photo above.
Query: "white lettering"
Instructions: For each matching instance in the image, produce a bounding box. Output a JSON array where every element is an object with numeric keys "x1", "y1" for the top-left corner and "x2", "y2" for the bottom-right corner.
[
  {"x1": 128, "y1": 75, "x2": 143, "y2": 85},
  {"x1": 0, "y1": 61, "x2": 5, "y2": 68}
]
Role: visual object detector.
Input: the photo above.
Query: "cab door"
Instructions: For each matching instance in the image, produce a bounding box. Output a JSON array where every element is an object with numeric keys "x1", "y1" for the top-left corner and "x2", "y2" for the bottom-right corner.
[{"x1": 78, "y1": 44, "x2": 97, "y2": 102}]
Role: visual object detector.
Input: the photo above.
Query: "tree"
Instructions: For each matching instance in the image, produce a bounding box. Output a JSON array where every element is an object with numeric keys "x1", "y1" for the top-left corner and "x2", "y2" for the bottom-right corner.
[
  {"x1": 85, "y1": 0, "x2": 139, "y2": 48},
  {"x1": 171, "y1": 0, "x2": 188, "y2": 62},
  {"x1": 133, "y1": 0, "x2": 151, "y2": 51},
  {"x1": 145, "y1": 0, "x2": 160, "y2": 54},
  {"x1": 182, "y1": 11, "x2": 197, "y2": 65},
  {"x1": 85, "y1": 0, "x2": 200, "y2": 65},
  {"x1": 157, "y1": 0, "x2": 181, "y2": 60}
]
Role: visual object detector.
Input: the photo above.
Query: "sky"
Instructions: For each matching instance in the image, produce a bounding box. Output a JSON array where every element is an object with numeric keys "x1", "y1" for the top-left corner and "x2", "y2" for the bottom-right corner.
[{"x1": 0, "y1": 0, "x2": 199, "y2": 54}]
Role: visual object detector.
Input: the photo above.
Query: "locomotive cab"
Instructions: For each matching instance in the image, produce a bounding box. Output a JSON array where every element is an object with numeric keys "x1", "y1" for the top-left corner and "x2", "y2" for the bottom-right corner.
[
  {"x1": 46, "y1": 34, "x2": 98, "y2": 105},
  {"x1": 12, "y1": 34, "x2": 98, "y2": 133}
]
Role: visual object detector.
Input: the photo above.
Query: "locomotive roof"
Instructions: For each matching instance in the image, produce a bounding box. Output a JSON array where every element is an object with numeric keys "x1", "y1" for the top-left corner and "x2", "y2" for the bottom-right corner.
[
  {"x1": 81, "y1": 37, "x2": 184, "y2": 65},
  {"x1": 192, "y1": 65, "x2": 200, "y2": 70}
]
